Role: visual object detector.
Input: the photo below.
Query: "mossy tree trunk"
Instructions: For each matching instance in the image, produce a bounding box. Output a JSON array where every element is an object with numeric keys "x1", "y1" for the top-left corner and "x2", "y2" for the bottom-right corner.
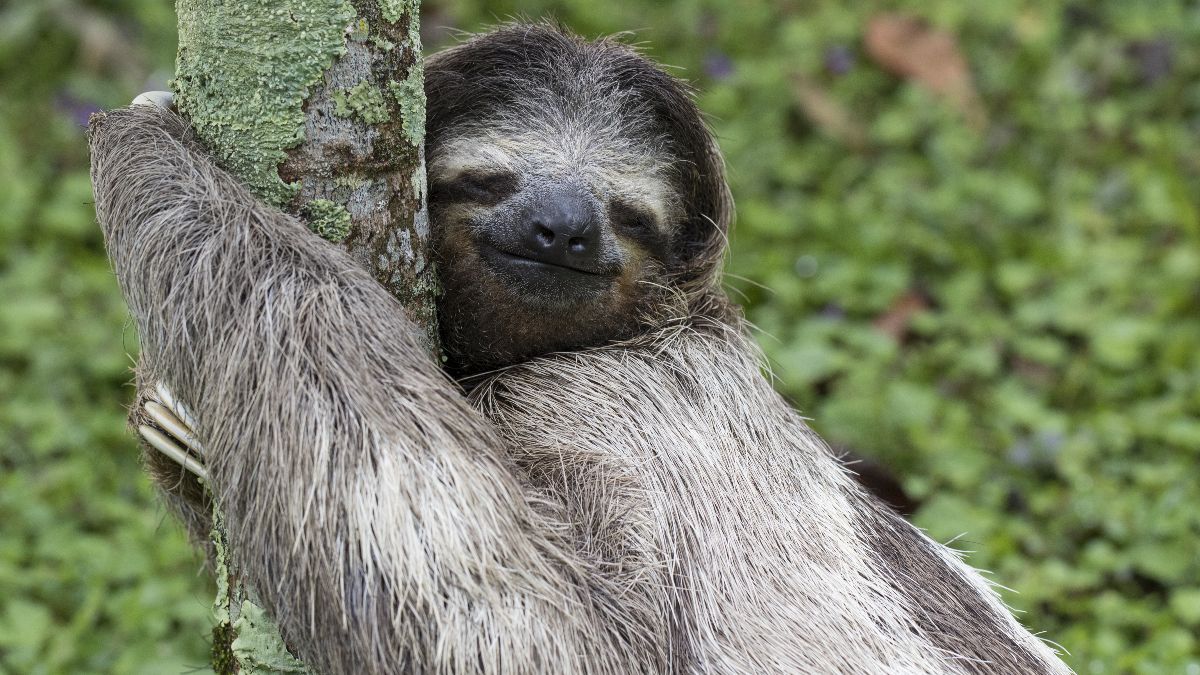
[{"x1": 171, "y1": 1, "x2": 431, "y2": 671}]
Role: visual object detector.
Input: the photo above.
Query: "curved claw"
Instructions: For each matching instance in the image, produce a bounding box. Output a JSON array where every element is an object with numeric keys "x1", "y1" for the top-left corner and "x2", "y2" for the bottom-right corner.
[
  {"x1": 144, "y1": 401, "x2": 205, "y2": 457},
  {"x1": 141, "y1": 381, "x2": 207, "y2": 480},
  {"x1": 131, "y1": 90, "x2": 175, "y2": 110},
  {"x1": 139, "y1": 425, "x2": 209, "y2": 482},
  {"x1": 154, "y1": 381, "x2": 198, "y2": 431}
]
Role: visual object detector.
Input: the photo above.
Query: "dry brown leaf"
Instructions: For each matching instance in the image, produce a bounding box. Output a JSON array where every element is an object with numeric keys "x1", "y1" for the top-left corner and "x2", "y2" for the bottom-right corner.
[
  {"x1": 873, "y1": 290, "x2": 930, "y2": 342},
  {"x1": 791, "y1": 75, "x2": 869, "y2": 149},
  {"x1": 864, "y1": 13, "x2": 986, "y2": 127},
  {"x1": 1011, "y1": 355, "x2": 1055, "y2": 387}
]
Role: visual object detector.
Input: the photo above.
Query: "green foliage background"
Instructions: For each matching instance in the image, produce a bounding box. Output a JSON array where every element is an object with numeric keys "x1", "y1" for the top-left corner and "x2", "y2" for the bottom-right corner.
[{"x1": 1, "y1": 1, "x2": 1197, "y2": 672}]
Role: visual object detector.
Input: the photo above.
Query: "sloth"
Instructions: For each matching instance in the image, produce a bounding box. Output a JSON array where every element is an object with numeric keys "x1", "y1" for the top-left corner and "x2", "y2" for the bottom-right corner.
[{"x1": 90, "y1": 23, "x2": 1070, "y2": 675}]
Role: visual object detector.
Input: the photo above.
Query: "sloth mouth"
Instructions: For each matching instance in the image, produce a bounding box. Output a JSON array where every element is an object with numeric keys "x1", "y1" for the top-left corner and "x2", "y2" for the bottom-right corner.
[
  {"x1": 485, "y1": 248, "x2": 610, "y2": 276},
  {"x1": 477, "y1": 244, "x2": 617, "y2": 304},
  {"x1": 477, "y1": 243, "x2": 618, "y2": 277}
]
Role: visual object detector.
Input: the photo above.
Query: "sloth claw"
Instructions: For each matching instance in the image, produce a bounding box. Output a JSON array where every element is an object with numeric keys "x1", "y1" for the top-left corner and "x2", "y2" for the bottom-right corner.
[
  {"x1": 144, "y1": 401, "x2": 204, "y2": 456},
  {"x1": 130, "y1": 91, "x2": 175, "y2": 110},
  {"x1": 154, "y1": 381, "x2": 198, "y2": 431},
  {"x1": 139, "y1": 425, "x2": 209, "y2": 482},
  {"x1": 141, "y1": 382, "x2": 207, "y2": 480}
]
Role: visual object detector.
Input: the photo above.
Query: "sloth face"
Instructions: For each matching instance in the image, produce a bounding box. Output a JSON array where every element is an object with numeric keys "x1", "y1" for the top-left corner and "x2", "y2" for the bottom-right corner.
[
  {"x1": 432, "y1": 126, "x2": 680, "y2": 305},
  {"x1": 424, "y1": 24, "x2": 731, "y2": 373},
  {"x1": 429, "y1": 123, "x2": 682, "y2": 372}
]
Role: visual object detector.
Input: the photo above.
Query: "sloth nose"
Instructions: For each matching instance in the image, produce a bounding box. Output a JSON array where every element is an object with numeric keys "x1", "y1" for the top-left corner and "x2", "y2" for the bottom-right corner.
[{"x1": 521, "y1": 188, "x2": 600, "y2": 269}]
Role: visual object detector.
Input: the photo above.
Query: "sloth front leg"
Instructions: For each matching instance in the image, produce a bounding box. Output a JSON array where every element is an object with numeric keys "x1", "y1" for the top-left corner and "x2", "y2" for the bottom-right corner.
[
  {"x1": 138, "y1": 382, "x2": 208, "y2": 482},
  {"x1": 91, "y1": 103, "x2": 665, "y2": 674}
]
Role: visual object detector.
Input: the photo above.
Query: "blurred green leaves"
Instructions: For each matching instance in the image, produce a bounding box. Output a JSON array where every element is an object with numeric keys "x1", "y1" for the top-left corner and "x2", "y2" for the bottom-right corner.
[
  {"x1": 1, "y1": 1, "x2": 213, "y2": 672},
  {"x1": 2, "y1": 0, "x2": 1198, "y2": 672}
]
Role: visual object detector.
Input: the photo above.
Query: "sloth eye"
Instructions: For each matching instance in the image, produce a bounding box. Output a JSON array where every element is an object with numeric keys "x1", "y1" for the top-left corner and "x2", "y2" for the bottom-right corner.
[
  {"x1": 609, "y1": 199, "x2": 657, "y2": 234},
  {"x1": 440, "y1": 170, "x2": 520, "y2": 205}
]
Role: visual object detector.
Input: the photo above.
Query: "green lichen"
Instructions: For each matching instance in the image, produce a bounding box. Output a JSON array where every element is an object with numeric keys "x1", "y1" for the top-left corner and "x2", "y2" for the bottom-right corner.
[
  {"x1": 392, "y1": 0, "x2": 426, "y2": 149},
  {"x1": 211, "y1": 503, "x2": 239, "y2": 673},
  {"x1": 303, "y1": 199, "x2": 352, "y2": 243},
  {"x1": 378, "y1": 0, "x2": 416, "y2": 24},
  {"x1": 335, "y1": 174, "x2": 369, "y2": 190},
  {"x1": 390, "y1": 63, "x2": 427, "y2": 148},
  {"x1": 211, "y1": 505, "x2": 231, "y2": 625},
  {"x1": 174, "y1": 0, "x2": 357, "y2": 206},
  {"x1": 349, "y1": 18, "x2": 370, "y2": 43},
  {"x1": 210, "y1": 504, "x2": 310, "y2": 673},
  {"x1": 231, "y1": 602, "x2": 312, "y2": 674},
  {"x1": 333, "y1": 81, "x2": 390, "y2": 125}
]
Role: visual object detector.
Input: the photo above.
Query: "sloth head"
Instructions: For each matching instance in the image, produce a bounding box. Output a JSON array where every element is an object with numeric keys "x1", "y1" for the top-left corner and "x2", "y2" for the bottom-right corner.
[{"x1": 426, "y1": 23, "x2": 733, "y2": 373}]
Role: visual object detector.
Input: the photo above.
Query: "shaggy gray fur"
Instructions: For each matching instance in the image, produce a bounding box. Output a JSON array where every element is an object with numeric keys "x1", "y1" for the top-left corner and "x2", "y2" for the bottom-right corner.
[{"x1": 90, "y1": 30, "x2": 1070, "y2": 675}]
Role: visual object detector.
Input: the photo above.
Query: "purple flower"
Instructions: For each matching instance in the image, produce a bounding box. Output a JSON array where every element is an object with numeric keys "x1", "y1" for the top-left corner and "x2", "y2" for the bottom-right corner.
[
  {"x1": 824, "y1": 45, "x2": 855, "y2": 76},
  {"x1": 820, "y1": 303, "x2": 845, "y2": 320},
  {"x1": 1126, "y1": 39, "x2": 1174, "y2": 86},
  {"x1": 55, "y1": 92, "x2": 102, "y2": 128},
  {"x1": 703, "y1": 50, "x2": 734, "y2": 80}
]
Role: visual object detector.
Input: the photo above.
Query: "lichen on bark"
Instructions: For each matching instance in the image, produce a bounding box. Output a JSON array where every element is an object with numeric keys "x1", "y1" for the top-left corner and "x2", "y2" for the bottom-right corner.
[
  {"x1": 175, "y1": 0, "x2": 437, "y2": 342},
  {"x1": 302, "y1": 198, "x2": 353, "y2": 243},
  {"x1": 378, "y1": 0, "x2": 418, "y2": 24},
  {"x1": 174, "y1": 0, "x2": 356, "y2": 207},
  {"x1": 390, "y1": 65, "x2": 426, "y2": 148},
  {"x1": 333, "y1": 81, "x2": 391, "y2": 124},
  {"x1": 210, "y1": 506, "x2": 311, "y2": 674}
]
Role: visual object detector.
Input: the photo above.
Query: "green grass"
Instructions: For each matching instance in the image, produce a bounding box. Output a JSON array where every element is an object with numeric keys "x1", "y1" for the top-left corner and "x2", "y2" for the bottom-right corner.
[{"x1": 1, "y1": 0, "x2": 1197, "y2": 672}]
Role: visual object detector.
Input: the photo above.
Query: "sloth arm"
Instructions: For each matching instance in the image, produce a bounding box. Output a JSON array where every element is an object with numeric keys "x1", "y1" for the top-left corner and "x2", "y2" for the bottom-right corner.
[{"x1": 89, "y1": 105, "x2": 665, "y2": 675}]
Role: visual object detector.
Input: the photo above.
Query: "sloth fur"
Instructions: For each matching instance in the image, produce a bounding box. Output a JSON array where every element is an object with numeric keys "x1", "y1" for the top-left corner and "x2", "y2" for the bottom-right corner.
[{"x1": 90, "y1": 24, "x2": 1070, "y2": 675}]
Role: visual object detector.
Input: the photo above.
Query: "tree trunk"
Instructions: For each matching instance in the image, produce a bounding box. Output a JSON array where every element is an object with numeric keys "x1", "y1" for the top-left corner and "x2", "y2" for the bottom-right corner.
[{"x1": 172, "y1": 1, "x2": 431, "y2": 671}]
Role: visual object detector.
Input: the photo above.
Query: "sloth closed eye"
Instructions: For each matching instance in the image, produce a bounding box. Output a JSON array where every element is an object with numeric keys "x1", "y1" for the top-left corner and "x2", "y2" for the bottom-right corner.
[
  {"x1": 609, "y1": 199, "x2": 658, "y2": 233},
  {"x1": 437, "y1": 170, "x2": 521, "y2": 205}
]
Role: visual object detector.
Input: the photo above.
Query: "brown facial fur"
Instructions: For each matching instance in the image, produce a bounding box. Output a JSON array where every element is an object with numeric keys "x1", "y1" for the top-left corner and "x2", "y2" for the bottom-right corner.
[{"x1": 433, "y1": 216, "x2": 670, "y2": 372}]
